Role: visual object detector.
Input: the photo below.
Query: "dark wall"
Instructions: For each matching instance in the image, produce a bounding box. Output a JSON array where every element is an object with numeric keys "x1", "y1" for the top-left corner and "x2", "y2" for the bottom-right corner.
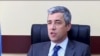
[{"x1": 2, "y1": 35, "x2": 100, "y2": 54}]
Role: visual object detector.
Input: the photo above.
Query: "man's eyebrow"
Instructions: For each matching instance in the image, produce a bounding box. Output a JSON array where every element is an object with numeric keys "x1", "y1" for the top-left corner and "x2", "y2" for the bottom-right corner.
[
  {"x1": 47, "y1": 20, "x2": 51, "y2": 22},
  {"x1": 47, "y1": 19, "x2": 61, "y2": 22},
  {"x1": 55, "y1": 20, "x2": 61, "y2": 22}
]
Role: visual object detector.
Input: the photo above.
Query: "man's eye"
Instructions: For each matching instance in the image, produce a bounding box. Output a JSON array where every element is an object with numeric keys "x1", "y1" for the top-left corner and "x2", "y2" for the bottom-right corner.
[
  {"x1": 56, "y1": 21, "x2": 61, "y2": 24},
  {"x1": 47, "y1": 21, "x2": 51, "y2": 24}
]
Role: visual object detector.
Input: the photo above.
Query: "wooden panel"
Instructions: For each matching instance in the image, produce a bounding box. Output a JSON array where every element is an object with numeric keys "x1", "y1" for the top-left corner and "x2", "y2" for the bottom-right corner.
[
  {"x1": 91, "y1": 36, "x2": 100, "y2": 54},
  {"x1": 2, "y1": 35, "x2": 31, "y2": 53},
  {"x1": 2, "y1": 35, "x2": 100, "y2": 54}
]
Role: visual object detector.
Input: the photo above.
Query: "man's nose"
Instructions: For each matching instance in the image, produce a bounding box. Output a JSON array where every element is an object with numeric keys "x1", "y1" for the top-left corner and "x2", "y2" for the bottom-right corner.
[{"x1": 51, "y1": 24, "x2": 56, "y2": 30}]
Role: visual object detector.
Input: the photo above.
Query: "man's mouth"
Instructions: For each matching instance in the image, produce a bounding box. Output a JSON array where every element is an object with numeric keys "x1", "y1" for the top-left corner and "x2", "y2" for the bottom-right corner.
[{"x1": 50, "y1": 32, "x2": 56, "y2": 37}]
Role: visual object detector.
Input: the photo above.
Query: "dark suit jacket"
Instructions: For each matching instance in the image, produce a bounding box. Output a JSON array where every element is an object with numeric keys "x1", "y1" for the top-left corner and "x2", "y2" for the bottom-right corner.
[{"x1": 27, "y1": 40, "x2": 90, "y2": 56}]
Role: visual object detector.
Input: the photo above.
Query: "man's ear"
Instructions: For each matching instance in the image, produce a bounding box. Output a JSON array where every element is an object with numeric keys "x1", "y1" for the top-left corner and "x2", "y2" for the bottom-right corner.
[{"x1": 66, "y1": 24, "x2": 71, "y2": 32}]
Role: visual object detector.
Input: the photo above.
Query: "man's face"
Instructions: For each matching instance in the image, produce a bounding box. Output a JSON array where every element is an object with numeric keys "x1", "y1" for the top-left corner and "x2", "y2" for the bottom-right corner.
[{"x1": 47, "y1": 13, "x2": 71, "y2": 43}]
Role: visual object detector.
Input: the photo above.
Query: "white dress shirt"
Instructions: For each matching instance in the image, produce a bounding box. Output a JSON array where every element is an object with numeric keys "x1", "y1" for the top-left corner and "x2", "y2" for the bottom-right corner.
[{"x1": 48, "y1": 37, "x2": 68, "y2": 56}]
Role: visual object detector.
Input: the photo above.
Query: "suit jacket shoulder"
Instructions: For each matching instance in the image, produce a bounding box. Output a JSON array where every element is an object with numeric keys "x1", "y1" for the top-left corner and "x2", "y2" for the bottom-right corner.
[
  {"x1": 74, "y1": 41, "x2": 90, "y2": 56},
  {"x1": 66, "y1": 40, "x2": 90, "y2": 56},
  {"x1": 32, "y1": 41, "x2": 50, "y2": 49},
  {"x1": 27, "y1": 41, "x2": 50, "y2": 56},
  {"x1": 72, "y1": 40, "x2": 89, "y2": 48}
]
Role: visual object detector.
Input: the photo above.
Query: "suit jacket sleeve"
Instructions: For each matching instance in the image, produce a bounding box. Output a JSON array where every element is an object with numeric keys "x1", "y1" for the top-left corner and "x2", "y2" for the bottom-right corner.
[
  {"x1": 27, "y1": 45, "x2": 33, "y2": 56},
  {"x1": 83, "y1": 45, "x2": 90, "y2": 56}
]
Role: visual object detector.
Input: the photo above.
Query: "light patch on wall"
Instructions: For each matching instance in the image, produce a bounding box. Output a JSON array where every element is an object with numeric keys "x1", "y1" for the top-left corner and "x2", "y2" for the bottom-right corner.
[{"x1": 0, "y1": 1, "x2": 100, "y2": 36}]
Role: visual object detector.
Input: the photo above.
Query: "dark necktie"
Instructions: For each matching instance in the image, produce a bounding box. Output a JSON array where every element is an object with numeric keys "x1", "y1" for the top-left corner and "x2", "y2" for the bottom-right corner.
[{"x1": 52, "y1": 45, "x2": 61, "y2": 56}]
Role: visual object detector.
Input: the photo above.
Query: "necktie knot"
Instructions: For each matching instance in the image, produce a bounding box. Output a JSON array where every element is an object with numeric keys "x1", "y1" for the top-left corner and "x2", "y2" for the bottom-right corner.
[
  {"x1": 53, "y1": 46, "x2": 61, "y2": 52},
  {"x1": 52, "y1": 45, "x2": 61, "y2": 56}
]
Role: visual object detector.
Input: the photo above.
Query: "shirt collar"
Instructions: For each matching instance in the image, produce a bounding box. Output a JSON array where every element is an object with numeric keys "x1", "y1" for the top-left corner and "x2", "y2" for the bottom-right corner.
[{"x1": 49, "y1": 37, "x2": 69, "y2": 52}]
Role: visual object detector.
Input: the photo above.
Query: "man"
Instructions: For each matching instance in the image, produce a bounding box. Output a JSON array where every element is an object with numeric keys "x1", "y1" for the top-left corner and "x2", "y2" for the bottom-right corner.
[{"x1": 28, "y1": 6, "x2": 90, "y2": 56}]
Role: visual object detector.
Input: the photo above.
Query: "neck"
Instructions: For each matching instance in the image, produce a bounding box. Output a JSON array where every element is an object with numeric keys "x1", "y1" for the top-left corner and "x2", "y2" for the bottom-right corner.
[{"x1": 53, "y1": 36, "x2": 68, "y2": 44}]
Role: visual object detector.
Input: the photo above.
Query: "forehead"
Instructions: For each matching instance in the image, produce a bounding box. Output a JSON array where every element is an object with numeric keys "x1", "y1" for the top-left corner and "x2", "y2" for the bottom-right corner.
[{"x1": 48, "y1": 13, "x2": 64, "y2": 20}]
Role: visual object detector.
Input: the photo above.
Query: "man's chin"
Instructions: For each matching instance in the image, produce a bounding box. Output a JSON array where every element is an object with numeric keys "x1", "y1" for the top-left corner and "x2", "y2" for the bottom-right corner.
[
  {"x1": 49, "y1": 37, "x2": 58, "y2": 42},
  {"x1": 50, "y1": 39, "x2": 58, "y2": 42},
  {"x1": 49, "y1": 37, "x2": 57, "y2": 40}
]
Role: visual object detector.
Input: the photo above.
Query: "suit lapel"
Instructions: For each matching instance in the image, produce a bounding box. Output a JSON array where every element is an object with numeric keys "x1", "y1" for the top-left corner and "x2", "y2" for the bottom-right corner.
[
  {"x1": 65, "y1": 40, "x2": 75, "y2": 56},
  {"x1": 40, "y1": 42, "x2": 50, "y2": 56},
  {"x1": 39, "y1": 40, "x2": 75, "y2": 56}
]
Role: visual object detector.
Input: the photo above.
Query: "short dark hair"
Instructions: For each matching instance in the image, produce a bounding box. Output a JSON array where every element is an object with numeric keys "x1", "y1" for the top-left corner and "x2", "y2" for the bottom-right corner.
[{"x1": 48, "y1": 6, "x2": 71, "y2": 24}]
